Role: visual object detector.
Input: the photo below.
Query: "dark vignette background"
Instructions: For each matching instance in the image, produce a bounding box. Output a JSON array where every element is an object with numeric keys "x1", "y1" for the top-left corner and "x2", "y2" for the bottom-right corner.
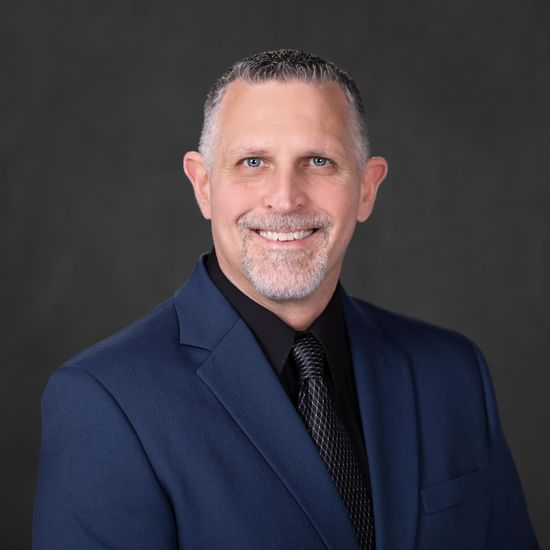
[{"x1": 1, "y1": 1, "x2": 548, "y2": 547}]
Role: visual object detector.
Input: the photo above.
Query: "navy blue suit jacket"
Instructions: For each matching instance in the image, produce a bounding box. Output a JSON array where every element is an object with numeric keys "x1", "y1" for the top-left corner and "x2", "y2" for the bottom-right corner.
[{"x1": 33, "y1": 257, "x2": 538, "y2": 549}]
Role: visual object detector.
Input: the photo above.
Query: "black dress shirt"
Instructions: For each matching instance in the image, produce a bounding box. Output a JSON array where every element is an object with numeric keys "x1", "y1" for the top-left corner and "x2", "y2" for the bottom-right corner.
[{"x1": 206, "y1": 250, "x2": 371, "y2": 476}]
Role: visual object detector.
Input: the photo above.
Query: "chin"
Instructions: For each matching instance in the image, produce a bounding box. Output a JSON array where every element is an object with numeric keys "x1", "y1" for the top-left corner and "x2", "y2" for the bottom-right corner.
[{"x1": 242, "y1": 248, "x2": 329, "y2": 301}]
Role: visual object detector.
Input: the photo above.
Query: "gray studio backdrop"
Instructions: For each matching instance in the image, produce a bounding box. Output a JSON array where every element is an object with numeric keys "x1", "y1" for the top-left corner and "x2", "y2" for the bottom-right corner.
[{"x1": 2, "y1": 1, "x2": 548, "y2": 547}]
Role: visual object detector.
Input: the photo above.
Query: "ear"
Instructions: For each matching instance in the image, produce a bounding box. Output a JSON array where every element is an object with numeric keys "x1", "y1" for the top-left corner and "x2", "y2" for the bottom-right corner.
[
  {"x1": 357, "y1": 156, "x2": 388, "y2": 222},
  {"x1": 183, "y1": 151, "x2": 212, "y2": 220}
]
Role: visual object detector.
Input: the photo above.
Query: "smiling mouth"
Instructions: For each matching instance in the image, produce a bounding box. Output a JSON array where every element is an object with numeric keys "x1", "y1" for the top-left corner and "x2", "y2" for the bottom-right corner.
[{"x1": 256, "y1": 229, "x2": 316, "y2": 242}]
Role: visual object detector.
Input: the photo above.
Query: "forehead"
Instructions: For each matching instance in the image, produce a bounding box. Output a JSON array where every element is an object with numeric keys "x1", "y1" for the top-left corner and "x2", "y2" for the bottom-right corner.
[
  {"x1": 215, "y1": 79, "x2": 354, "y2": 149},
  {"x1": 218, "y1": 79, "x2": 351, "y2": 122}
]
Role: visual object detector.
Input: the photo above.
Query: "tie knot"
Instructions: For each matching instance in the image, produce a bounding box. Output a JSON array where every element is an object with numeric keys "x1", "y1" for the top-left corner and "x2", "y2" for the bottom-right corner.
[{"x1": 290, "y1": 332, "x2": 326, "y2": 384}]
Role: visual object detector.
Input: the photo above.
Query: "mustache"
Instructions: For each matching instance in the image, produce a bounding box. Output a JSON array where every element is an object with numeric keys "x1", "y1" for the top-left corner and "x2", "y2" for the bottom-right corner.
[{"x1": 237, "y1": 214, "x2": 331, "y2": 232}]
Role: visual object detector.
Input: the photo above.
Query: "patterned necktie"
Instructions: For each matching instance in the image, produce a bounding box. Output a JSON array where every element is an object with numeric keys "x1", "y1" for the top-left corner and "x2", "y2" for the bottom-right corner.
[{"x1": 290, "y1": 332, "x2": 375, "y2": 550}]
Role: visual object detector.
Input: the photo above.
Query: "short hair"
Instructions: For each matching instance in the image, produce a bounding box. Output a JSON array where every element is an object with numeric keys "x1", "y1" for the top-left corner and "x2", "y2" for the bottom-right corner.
[{"x1": 198, "y1": 49, "x2": 370, "y2": 169}]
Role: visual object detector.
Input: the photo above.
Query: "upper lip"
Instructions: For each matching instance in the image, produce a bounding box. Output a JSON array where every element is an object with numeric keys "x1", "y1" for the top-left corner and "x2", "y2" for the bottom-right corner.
[
  {"x1": 253, "y1": 227, "x2": 317, "y2": 232},
  {"x1": 255, "y1": 229, "x2": 316, "y2": 241}
]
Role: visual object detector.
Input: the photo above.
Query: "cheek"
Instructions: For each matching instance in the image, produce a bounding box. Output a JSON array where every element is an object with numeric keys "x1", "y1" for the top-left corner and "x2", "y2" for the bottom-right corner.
[
  {"x1": 210, "y1": 186, "x2": 254, "y2": 226},
  {"x1": 317, "y1": 187, "x2": 360, "y2": 224},
  {"x1": 322, "y1": 194, "x2": 361, "y2": 252}
]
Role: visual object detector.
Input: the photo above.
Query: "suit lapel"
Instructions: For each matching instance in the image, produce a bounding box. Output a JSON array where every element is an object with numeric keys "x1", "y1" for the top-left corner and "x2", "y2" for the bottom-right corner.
[
  {"x1": 342, "y1": 294, "x2": 419, "y2": 550},
  {"x1": 175, "y1": 259, "x2": 359, "y2": 549}
]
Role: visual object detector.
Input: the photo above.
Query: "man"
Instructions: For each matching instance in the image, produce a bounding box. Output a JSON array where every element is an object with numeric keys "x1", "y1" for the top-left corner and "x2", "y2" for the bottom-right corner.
[{"x1": 34, "y1": 50, "x2": 538, "y2": 549}]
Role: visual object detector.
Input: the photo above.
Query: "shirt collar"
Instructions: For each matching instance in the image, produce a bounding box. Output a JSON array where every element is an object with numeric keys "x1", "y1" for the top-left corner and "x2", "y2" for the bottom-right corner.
[
  {"x1": 205, "y1": 249, "x2": 349, "y2": 382},
  {"x1": 206, "y1": 250, "x2": 295, "y2": 373}
]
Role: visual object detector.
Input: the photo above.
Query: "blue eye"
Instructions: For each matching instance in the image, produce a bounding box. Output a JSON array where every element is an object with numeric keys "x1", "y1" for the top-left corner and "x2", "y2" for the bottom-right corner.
[
  {"x1": 244, "y1": 157, "x2": 262, "y2": 168},
  {"x1": 311, "y1": 157, "x2": 328, "y2": 167}
]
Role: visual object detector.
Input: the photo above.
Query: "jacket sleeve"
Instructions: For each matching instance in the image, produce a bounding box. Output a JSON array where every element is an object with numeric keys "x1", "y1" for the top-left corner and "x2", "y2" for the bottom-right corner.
[
  {"x1": 33, "y1": 366, "x2": 178, "y2": 549},
  {"x1": 473, "y1": 344, "x2": 539, "y2": 549}
]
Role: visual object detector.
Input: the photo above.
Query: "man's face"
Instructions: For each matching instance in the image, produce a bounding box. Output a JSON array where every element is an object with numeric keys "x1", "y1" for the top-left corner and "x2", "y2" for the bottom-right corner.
[{"x1": 186, "y1": 80, "x2": 386, "y2": 305}]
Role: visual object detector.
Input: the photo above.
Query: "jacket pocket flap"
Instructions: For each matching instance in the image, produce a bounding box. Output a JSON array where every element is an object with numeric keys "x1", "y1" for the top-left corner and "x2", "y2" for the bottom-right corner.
[{"x1": 421, "y1": 469, "x2": 488, "y2": 514}]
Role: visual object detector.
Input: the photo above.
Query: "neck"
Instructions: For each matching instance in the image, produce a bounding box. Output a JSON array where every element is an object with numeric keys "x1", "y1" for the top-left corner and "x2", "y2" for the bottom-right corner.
[
  {"x1": 214, "y1": 251, "x2": 342, "y2": 331},
  {"x1": 215, "y1": 258, "x2": 339, "y2": 331},
  {"x1": 249, "y1": 285, "x2": 337, "y2": 331}
]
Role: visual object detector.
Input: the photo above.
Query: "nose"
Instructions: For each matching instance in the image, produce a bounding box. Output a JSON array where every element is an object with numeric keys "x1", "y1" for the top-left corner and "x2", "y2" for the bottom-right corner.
[{"x1": 262, "y1": 166, "x2": 306, "y2": 213}]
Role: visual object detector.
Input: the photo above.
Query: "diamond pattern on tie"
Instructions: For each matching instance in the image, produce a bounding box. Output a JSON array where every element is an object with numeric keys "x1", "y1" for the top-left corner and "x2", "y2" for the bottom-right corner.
[{"x1": 291, "y1": 332, "x2": 375, "y2": 550}]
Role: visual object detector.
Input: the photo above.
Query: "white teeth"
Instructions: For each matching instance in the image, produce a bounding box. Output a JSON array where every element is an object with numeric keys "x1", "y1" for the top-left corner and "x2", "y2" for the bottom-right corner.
[{"x1": 258, "y1": 229, "x2": 314, "y2": 241}]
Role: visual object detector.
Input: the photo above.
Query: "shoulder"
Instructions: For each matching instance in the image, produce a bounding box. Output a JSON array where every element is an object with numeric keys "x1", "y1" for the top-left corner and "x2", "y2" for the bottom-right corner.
[
  {"x1": 35, "y1": 304, "x2": 180, "y2": 548},
  {"x1": 346, "y1": 296, "x2": 485, "y2": 384},
  {"x1": 47, "y1": 294, "x2": 206, "y2": 399},
  {"x1": 349, "y1": 296, "x2": 476, "y2": 353},
  {"x1": 347, "y1": 297, "x2": 503, "y2": 442},
  {"x1": 62, "y1": 298, "x2": 179, "y2": 373}
]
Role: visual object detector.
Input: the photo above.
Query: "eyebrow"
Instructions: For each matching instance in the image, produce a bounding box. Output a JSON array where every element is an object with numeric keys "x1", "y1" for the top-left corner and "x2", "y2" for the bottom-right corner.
[
  {"x1": 301, "y1": 149, "x2": 339, "y2": 159},
  {"x1": 226, "y1": 147, "x2": 271, "y2": 159},
  {"x1": 225, "y1": 146, "x2": 344, "y2": 160}
]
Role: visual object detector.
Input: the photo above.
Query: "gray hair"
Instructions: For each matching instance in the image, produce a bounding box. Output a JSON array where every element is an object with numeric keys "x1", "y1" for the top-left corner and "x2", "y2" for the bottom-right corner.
[{"x1": 198, "y1": 49, "x2": 370, "y2": 169}]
